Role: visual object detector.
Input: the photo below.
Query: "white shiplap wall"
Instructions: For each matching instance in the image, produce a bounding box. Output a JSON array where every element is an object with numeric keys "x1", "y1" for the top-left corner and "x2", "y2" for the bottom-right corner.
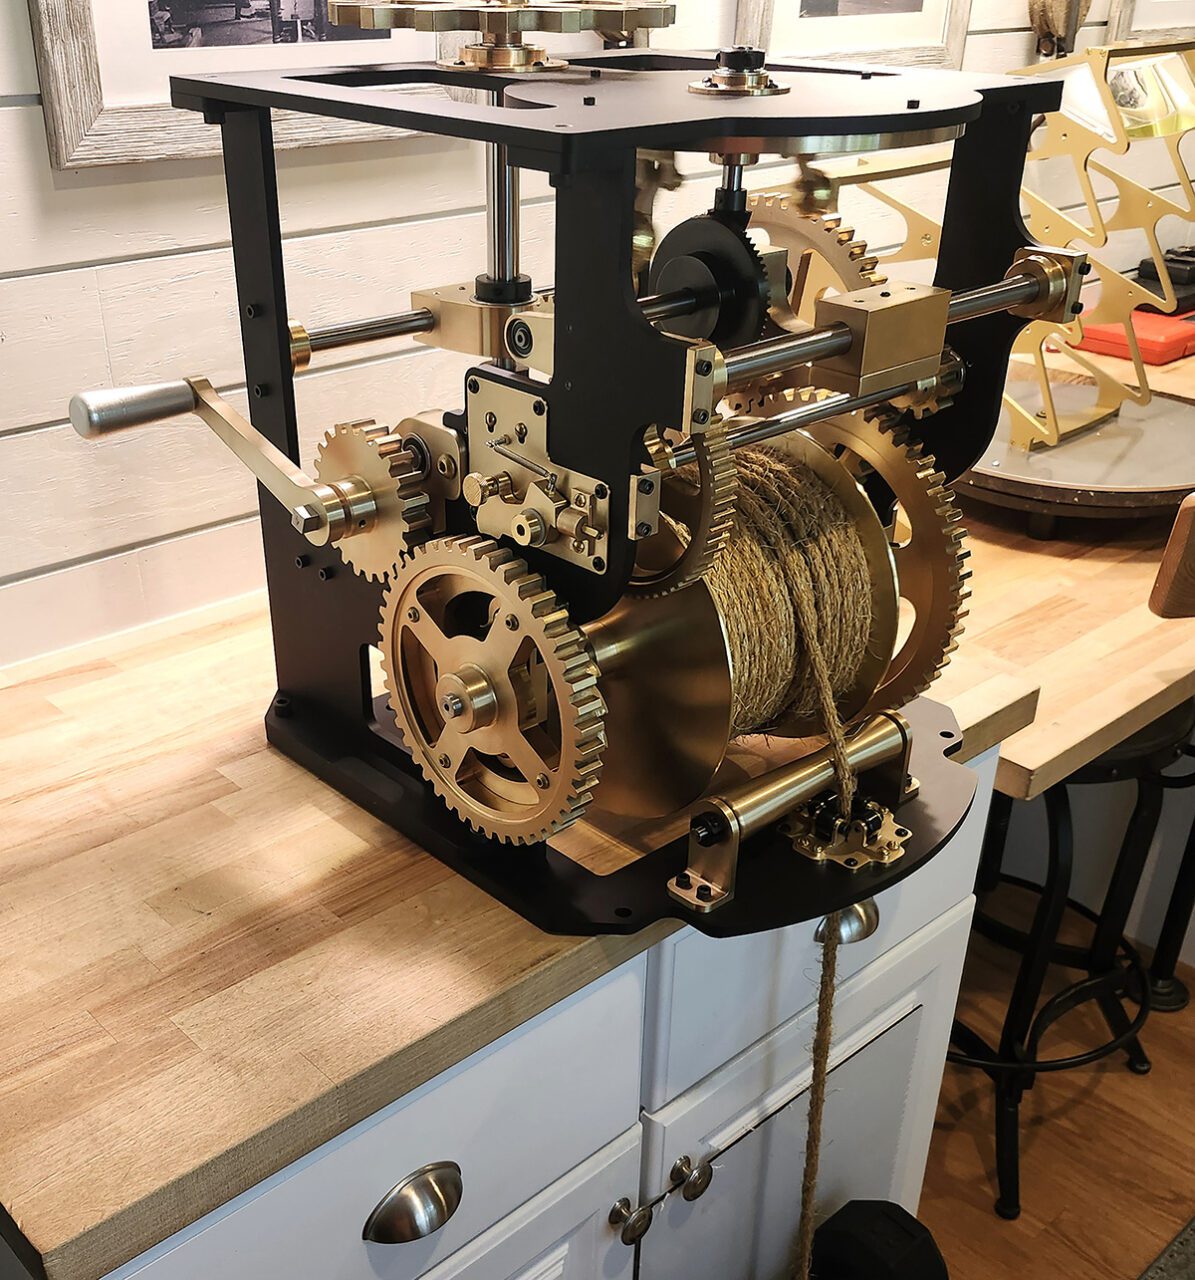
[{"x1": 2, "y1": 0, "x2": 1192, "y2": 666}]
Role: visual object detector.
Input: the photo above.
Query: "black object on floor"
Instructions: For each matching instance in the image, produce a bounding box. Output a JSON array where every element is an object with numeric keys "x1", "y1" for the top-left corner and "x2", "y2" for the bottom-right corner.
[
  {"x1": 1140, "y1": 1215, "x2": 1195, "y2": 1278},
  {"x1": 949, "y1": 698, "x2": 1195, "y2": 1220},
  {"x1": 812, "y1": 1201, "x2": 948, "y2": 1279}
]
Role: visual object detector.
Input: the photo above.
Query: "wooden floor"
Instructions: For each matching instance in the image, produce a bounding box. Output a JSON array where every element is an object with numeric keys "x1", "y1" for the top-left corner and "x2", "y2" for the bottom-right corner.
[{"x1": 921, "y1": 891, "x2": 1195, "y2": 1280}]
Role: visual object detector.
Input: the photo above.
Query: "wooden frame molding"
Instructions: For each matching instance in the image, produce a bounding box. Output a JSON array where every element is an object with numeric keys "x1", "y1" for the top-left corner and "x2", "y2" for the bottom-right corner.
[
  {"x1": 1108, "y1": 0, "x2": 1195, "y2": 44},
  {"x1": 25, "y1": 0, "x2": 400, "y2": 169},
  {"x1": 734, "y1": 0, "x2": 973, "y2": 68}
]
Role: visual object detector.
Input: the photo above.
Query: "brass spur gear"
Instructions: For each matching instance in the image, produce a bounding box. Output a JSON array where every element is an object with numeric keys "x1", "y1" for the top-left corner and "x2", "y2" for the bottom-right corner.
[
  {"x1": 805, "y1": 415, "x2": 970, "y2": 711},
  {"x1": 728, "y1": 192, "x2": 888, "y2": 417},
  {"x1": 314, "y1": 419, "x2": 433, "y2": 581},
  {"x1": 379, "y1": 535, "x2": 606, "y2": 845},
  {"x1": 629, "y1": 419, "x2": 737, "y2": 598}
]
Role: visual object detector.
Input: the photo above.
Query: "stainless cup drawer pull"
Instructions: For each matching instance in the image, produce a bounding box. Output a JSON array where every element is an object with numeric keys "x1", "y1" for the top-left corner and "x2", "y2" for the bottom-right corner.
[{"x1": 363, "y1": 1161, "x2": 463, "y2": 1244}]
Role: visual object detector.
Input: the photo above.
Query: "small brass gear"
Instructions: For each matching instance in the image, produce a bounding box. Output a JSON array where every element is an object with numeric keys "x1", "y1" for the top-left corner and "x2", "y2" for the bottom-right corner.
[
  {"x1": 380, "y1": 535, "x2": 606, "y2": 845},
  {"x1": 883, "y1": 347, "x2": 966, "y2": 422},
  {"x1": 805, "y1": 415, "x2": 970, "y2": 710},
  {"x1": 629, "y1": 419, "x2": 737, "y2": 598},
  {"x1": 314, "y1": 419, "x2": 432, "y2": 581},
  {"x1": 727, "y1": 193, "x2": 887, "y2": 416}
]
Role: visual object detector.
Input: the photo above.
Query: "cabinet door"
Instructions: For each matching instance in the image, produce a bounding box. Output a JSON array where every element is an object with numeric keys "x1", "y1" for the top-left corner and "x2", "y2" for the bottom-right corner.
[
  {"x1": 640, "y1": 1013, "x2": 919, "y2": 1280},
  {"x1": 638, "y1": 903, "x2": 972, "y2": 1280}
]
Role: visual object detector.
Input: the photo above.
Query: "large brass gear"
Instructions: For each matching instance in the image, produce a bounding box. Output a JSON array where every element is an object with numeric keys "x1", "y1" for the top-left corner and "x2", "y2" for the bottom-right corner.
[
  {"x1": 629, "y1": 419, "x2": 737, "y2": 598},
  {"x1": 379, "y1": 535, "x2": 606, "y2": 845},
  {"x1": 805, "y1": 414, "x2": 970, "y2": 711},
  {"x1": 728, "y1": 192, "x2": 887, "y2": 417},
  {"x1": 314, "y1": 419, "x2": 432, "y2": 581}
]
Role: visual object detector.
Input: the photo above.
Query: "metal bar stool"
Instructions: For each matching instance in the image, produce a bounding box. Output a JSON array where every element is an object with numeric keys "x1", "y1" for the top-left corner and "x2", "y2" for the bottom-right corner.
[{"x1": 948, "y1": 697, "x2": 1195, "y2": 1221}]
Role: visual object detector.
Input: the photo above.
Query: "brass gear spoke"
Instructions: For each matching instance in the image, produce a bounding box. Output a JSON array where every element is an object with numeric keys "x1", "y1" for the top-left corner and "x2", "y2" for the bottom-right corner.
[{"x1": 380, "y1": 535, "x2": 606, "y2": 845}]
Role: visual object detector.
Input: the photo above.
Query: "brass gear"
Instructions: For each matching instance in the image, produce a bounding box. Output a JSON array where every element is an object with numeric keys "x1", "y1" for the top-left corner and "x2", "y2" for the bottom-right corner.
[
  {"x1": 728, "y1": 193, "x2": 887, "y2": 416},
  {"x1": 379, "y1": 535, "x2": 606, "y2": 845},
  {"x1": 314, "y1": 419, "x2": 432, "y2": 581},
  {"x1": 629, "y1": 419, "x2": 737, "y2": 598},
  {"x1": 805, "y1": 415, "x2": 970, "y2": 711},
  {"x1": 884, "y1": 347, "x2": 966, "y2": 421}
]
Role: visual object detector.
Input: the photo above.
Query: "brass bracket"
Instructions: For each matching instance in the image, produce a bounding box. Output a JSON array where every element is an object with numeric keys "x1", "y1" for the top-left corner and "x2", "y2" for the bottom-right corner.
[
  {"x1": 628, "y1": 467, "x2": 662, "y2": 540},
  {"x1": 812, "y1": 282, "x2": 950, "y2": 397},
  {"x1": 464, "y1": 377, "x2": 610, "y2": 574},
  {"x1": 412, "y1": 283, "x2": 540, "y2": 361},
  {"x1": 780, "y1": 799, "x2": 912, "y2": 869},
  {"x1": 399, "y1": 413, "x2": 465, "y2": 537},
  {"x1": 505, "y1": 302, "x2": 555, "y2": 377},
  {"x1": 668, "y1": 712, "x2": 914, "y2": 913},
  {"x1": 1006, "y1": 246, "x2": 1088, "y2": 324},
  {"x1": 680, "y1": 341, "x2": 727, "y2": 434}
]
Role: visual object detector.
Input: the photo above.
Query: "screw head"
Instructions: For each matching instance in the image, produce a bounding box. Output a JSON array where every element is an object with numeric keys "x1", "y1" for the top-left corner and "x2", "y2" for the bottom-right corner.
[
  {"x1": 441, "y1": 693, "x2": 465, "y2": 719},
  {"x1": 692, "y1": 408, "x2": 710, "y2": 426},
  {"x1": 535, "y1": 773, "x2": 550, "y2": 790},
  {"x1": 676, "y1": 871, "x2": 692, "y2": 890},
  {"x1": 636, "y1": 521, "x2": 653, "y2": 537},
  {"x1": 695, "y1": 359, "x2": 713, "y2": 377},
  {"x1": 696, "y1": 883, "x2": 713, "y2": 901},
  {"x1": 467, "y1": 377, "x2": 480, "y2": 395},
  {"x1": 484, "y1": 411, "x2": 497, "y2": 429},
  {"x1": 436, "y1": 454, "x2": 457, "y2": 478},
  {"x1": 637, "y1": 477, "x2": 655, "y2": 495},
  {"x1": 406, "y1": 607, "x2": 420, "y2": 622},
  {"x1": 504, "y1": 614, "x2": 519, "y2": 631},
  {"x1": 593, "y1": 483, "x2": 608, "y2": 500},
  {"x1": 437, "y1": 753, "x2": 452, "y2": 769},
  {"x1": 533, "y1": 400, "x2": 546, "y2": 416}
]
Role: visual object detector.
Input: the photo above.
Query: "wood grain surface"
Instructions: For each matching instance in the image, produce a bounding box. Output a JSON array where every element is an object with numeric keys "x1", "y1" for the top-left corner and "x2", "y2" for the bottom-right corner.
[
  {"x1": 0, "y1": 595, "x2": 1030, "y2": 1280},
  {"x1": 958, "y1": 503, "x2": 1195, "y2": 799}
]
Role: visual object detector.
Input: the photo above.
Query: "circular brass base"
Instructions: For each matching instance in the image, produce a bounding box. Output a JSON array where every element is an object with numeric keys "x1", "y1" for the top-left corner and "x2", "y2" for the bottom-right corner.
[{"x1": 439, "y1": 43, "x2": 567, "y2": 73}]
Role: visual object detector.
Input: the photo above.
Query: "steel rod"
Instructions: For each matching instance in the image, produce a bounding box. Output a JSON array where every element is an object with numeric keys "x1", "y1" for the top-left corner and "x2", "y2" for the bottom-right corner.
[
  {"x1": 945, "y1": 271, "x2": 1039, "y2": 322},
  {"x1": 308, "y1": 310, "x2": 436, "y2": 351},
  {"x1": 669, "y1": 380, "x2": 917, "y2": 468}
]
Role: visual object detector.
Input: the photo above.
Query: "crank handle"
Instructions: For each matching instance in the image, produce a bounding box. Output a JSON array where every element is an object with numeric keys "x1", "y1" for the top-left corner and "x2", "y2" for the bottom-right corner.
[{"x1": 69, "y1": 377, "x2": 373, "y2": 547}]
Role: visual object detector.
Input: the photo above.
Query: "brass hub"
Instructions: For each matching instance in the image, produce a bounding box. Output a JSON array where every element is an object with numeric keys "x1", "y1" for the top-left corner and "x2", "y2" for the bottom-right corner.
[{"x1": 435, "y1": 664, "x2": 499, "y2": 733}]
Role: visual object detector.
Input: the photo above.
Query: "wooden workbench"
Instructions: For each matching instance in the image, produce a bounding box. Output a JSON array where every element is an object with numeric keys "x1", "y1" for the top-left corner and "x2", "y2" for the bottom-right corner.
[
  {"x1": 958, "y1": 503, "x2": 1195, "y2": 799},
  {"x1": 0, "y1": 596, "x2": 1031, "y2": 1280}
]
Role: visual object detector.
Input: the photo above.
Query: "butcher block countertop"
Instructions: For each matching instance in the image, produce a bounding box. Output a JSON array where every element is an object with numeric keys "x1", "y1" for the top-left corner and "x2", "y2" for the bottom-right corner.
[{"x1": 0, "y1": 597, "x2": 1033, "y2": 1280}]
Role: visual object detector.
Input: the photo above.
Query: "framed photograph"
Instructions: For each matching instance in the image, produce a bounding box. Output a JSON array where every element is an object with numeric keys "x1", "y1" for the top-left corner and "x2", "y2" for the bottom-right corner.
[
  {"x1": 735, "y1": 0, "x2": 973, "y2": 67},
  {"x1": 27, "y1": 0, "x2": 433, "y2": 169},
  {"x1": 1109, "y1": 0, "x2": 1195, "y2": 44}
]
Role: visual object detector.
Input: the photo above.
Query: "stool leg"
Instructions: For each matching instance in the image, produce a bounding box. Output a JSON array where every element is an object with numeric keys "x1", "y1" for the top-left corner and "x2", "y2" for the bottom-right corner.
[
  {"x1": 1089, "y1": 777, "x2": 1161, "y2": 1069},
  {"x1": 977, "y1": 790, "x2": 1013, "y2": 895},
  {"x1": 1147, "y1": 809, "x2": 1195, "y2": 1013},
  {"x1": 992, "y1": 783, "x2": 1074, "y2": 1220}
]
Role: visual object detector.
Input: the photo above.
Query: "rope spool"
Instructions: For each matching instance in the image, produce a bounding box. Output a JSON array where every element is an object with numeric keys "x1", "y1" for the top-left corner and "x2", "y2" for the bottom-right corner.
[{"x1": 680, "y1": 445, "x2": 877, "y2": 811}]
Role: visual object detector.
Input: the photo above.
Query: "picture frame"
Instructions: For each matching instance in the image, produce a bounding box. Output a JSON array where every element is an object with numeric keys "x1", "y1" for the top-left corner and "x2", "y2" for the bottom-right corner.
[
  {"x1": 1108, "y1": 0, "x2": 1195, "y2": 45},
  {"x1": 734, "y1": 0, "x2": 973, "y2": 68},
  {"x1": 26, "y1": 0, "x2": 429, "y2": 170}
]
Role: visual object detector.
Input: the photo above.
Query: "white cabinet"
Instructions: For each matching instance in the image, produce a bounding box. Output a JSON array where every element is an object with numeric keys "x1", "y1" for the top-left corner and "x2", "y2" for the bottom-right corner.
[{"x1": 635, "y1": 902, "x2": 975, "y2": 1280}]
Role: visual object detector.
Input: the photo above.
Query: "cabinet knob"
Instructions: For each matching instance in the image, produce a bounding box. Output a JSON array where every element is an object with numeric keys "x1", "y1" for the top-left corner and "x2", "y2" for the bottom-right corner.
[
  {"x1": 670, "y1": 1155, "x2": 715, "y2": 1201},
  {"x1": 363, "y1": 1161, "x2": 463, "y2": 1244},
  {"x1": 815, "y1": 897, "x2": 879, "y2": 946},
  {"x1": 609, "y1": 1196, "x2": 654, "y2": 1245}
]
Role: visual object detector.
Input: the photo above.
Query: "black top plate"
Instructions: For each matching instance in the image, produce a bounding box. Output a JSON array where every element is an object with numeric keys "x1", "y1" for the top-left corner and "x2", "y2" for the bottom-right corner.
[{"x1": 169, "y1": 48, "x2": 1011, "y2": 172}]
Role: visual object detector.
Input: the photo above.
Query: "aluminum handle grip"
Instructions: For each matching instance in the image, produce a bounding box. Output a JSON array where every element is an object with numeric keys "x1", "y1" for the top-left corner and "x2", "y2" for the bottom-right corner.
[
  {"x1": 69, "y1": 381, "x2": 199, "y2": 438},
  {"x1": 363, "y1": 1162, "x2": 463, "y2": 1244}
]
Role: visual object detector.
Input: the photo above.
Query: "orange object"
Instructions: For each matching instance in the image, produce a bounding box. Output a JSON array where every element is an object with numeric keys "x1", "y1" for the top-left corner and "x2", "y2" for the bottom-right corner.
[{"x1": 1077, "y1": 308, "x2": 1195, "y2": 365}]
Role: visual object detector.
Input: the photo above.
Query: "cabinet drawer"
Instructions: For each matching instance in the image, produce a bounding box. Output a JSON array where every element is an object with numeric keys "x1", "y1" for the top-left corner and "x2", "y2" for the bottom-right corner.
[
  {"x1": 642, "y1": 748, "x2": 996, "y2": 1107},
  {"x1": 113, "y1": 957, "x2": 646, "y2": 1280}
]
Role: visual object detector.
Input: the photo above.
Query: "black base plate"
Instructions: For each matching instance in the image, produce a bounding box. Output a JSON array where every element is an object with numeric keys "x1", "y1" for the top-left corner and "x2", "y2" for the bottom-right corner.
[{"x1": 265, "y1": 697, "x2": 976, "y2": 938}]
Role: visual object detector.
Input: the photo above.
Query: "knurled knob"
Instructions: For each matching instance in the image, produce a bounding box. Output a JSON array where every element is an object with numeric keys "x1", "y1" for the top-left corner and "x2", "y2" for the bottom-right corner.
[{"x1": 717, "y1": 46, "x2": 766, "y2": 72}]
